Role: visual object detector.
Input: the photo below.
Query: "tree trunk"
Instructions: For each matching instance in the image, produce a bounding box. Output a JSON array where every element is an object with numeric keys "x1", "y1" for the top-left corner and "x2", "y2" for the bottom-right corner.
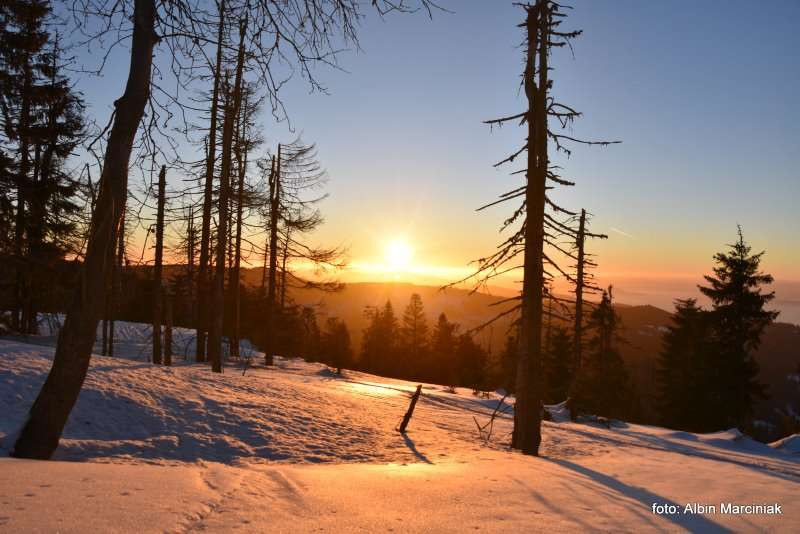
[
  {"x1": 231, "y1": 98, "x2": 247, "y2": 361},
  {"x1": 512, "y1": 2, "x2": 547, "y2": 456},
  {"x1": 152, "y1": 165, "x2": 166, "y2": 364},
  {"x1": 164, "y1": 291, "x2": 173, "y2": 366},
  {"x1": 109, "y1": 213, "x2": 125, "y2": 358},
  {"x1": 14, "y1": 45, "x2": 33, "y2": 333},
  {"x1": 195, "y1": 0, "x2": 226, "y2": 363},
  {"x1": 264, "y1": 147, "x2": 281, "y2": 366},
  {"x1": 12, "y1": 0, "x2": 157, "y2": 460},
  {"x1": 208, "y1": 18, "x2": 247, "y2": 373},
  {"x1": 280, "y1": 230, "x2": 289, "y2": 310},
  {"x1": 573, "y1": 208, "x2": 586, "y2": 372}
]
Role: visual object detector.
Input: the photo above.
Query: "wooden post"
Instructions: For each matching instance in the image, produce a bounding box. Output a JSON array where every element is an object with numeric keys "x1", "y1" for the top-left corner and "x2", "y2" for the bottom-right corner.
[{"x1": 398, "y1": 384, "x2": 422, "y2": 433}]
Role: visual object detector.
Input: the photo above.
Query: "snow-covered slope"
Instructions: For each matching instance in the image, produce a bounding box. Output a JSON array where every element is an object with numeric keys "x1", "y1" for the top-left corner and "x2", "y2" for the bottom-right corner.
[{"x1": 1, "y1": 328, "x2": 799, "y2": 532}]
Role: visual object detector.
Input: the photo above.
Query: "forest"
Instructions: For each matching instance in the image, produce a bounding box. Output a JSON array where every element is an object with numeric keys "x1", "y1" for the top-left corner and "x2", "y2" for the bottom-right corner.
[{"x1": 0, "y1": 1, "x2": 798, "y2": 532}]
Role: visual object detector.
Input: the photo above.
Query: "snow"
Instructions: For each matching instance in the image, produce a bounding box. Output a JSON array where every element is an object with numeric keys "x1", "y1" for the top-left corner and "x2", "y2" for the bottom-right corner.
[
  {"x1": 1, "y1": 322, "x2": 799, "y2": 532},
  {"x1": 771, "y1": 434, "x2": 800, "y2": 455}
]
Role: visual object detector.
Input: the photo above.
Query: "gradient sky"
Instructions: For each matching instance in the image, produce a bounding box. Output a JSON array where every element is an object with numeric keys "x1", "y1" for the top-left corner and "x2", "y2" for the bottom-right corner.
[{"x1": 71, "y1": 0, "x2": 800, "y2": 319}]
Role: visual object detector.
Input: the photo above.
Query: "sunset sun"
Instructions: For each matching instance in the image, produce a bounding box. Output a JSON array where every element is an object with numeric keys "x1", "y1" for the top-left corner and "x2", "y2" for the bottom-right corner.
[{"x1": 384, "y1": 239, "x2": 413, "y2": 271}]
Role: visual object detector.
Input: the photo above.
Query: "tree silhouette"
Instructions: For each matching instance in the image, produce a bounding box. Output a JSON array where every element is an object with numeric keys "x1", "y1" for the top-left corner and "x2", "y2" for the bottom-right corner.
[
  {"x1": 13, "y1": 0, "x2": 440, "y2": 459},
  {"x1": 401, "y1": 293, "x2": 429, "y2": 371},
  {"x1": 657, "y1": 298, "x2": 714, "y2": 431},
  {"x1": 697, "y1": 227, "x2": 777, "y2": 429},
  {"x1": 321, "y1": 317, "x2": 353, "y2": 374},
  {"x1": 571, "y1": 287, "x2": 637, "y2": 421},
  {"x1": 453, "y1": 0, "x2": 617, "y2": 455}
]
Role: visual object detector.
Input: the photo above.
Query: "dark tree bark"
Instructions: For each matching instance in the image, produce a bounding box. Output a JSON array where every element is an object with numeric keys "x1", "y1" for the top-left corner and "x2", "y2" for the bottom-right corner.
[
  {"x1": 12, "y1": 0, "x2": 157, "y2": 460},
  {"x1": 109, "y1": 213, "x2": 125, "y2": 358},
  {"x1": 231, "y1": 95, "x2": 248, "y2": 360},
  {"x1": 164, "y1": 291, "x2": 173, "y2": 366},
  {"x1": 264, "y1": 145, "x2": 281, "y2": 366},
  {"x1": 195, "y1": 0, "x2": 226, "y2": 363},
  {"x1": 512, "y1": 3, "x2": 548, "y2": 456},
  {"x1": 208, "y1": 18, "x2": 246, "y2": 373},
  {"x1": 573, "y1": 208, "x2": 586, "y2": 372},
  {"x1": 152, "y1": 164, "x2": 166, "y2": 364}
]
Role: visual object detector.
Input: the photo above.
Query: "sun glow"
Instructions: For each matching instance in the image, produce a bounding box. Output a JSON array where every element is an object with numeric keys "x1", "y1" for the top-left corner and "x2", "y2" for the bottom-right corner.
[{"x1": 384, "y1": 239, "x2": 413, "y2": 271}]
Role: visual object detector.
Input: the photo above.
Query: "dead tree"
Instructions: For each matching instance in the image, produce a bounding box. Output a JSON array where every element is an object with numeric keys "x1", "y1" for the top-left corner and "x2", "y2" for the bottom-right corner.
[
  {"x1": 263, "y1": 145, "x2": 281, "y2": 366},
  {"x1": 108, "y1": 212, "x2": 125, "y2": 358},
  {"x1": 571, "y1": 208, "x2": 606, "y2": 374},
  {"x1": 195, "y1": 0, "x2": 226, "y2": 364},
  {"x1": 230, "y1": 88, "x2": 255, "y2": 361},
  {"x1": 164, "y1": 290, "x2": 173, "y2": 366},
  {"x1": 452, "y1": 1, "x2": 617, "y2": 456},
  {"x1": 208, "y1": 18, "x2": 247, "y2": 373},
  {"x1": 151, "y1": 165, "x2": 166, "y2": 364},
  {"x1": 12, "y1": 0, "x2": 438, "y2": 461}
]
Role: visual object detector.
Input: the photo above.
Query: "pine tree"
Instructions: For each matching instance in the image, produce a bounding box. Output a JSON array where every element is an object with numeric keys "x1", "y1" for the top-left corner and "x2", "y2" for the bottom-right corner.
[
  {"x1": 457, "y1": 333, "x2": 488, "y2": 392},
  {"x1": 499, "y1": 335, "x2": 517, "y2": 394},
  {"x1": 321, "y1": 317, "x2": 353, "y2": 374},
  {"x1": 0, "y1": 1, "x2": 85, "y2": 333},
  {"x1": 697, "y1": 227, "x2": 777, "y2": 429},
  {"x1": 656, "y1": 299, "x2": 713, "y2": 430},
  {"x1": 544, "y1": 326, "x2": 572, "y2": 403},
  {"x1": 430, "y1": 312, "x2": 458, "y2": 386},
  {"x1": 400, "y1": 293, "x2": 428, "y2": 373},
  {"x1": 571, "y1": 287, "x2": 637, "y2": 421},
  {"x1": 361, "y1": 301, "x2": 399, "y2": 376}
]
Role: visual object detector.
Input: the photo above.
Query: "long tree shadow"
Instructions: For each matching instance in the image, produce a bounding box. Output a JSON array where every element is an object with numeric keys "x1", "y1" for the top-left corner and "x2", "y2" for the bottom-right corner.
[
  {"x1": 545, "y1": 458, "x2": 732, "y2": 533},
  {"x1": 401, "y1": 434, "x2": 432, "y2": 464},
  {"x1": 555, "y1": 425, "x2": 800, "y2": 484}
]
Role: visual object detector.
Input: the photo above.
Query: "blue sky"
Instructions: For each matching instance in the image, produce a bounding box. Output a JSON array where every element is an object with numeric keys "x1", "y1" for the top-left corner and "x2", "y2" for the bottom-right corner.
[{"x1": 70, "y1": 0, "x2": 800, "y2": 317}]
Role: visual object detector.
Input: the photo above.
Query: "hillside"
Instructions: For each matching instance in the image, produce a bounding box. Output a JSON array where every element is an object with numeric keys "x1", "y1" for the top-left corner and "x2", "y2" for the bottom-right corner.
[
  {"x1": 282, "y1": 281, "x2": 800, "y2": 433},
  {"x1": 1, "y1": 328, "x2": 799, "y2": 532}
]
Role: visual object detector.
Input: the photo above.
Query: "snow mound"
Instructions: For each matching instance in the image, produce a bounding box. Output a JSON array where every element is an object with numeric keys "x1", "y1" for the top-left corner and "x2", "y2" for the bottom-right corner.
[
  {"x1": 544, "y1": 400, "x2": 571, "y2": 423},
  {"x1": 771, "y1": 434, "x2": 800, "y2": 455}
]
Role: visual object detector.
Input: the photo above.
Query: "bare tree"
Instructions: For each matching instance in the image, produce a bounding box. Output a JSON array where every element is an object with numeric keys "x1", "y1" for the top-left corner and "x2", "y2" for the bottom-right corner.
[
  {"x1": 194, "y1": 0, "x2": 226, "y2": 364},
  {"x1": 453, "y1": 1, "x2": 616, "y2": 456},
  {"x1": 12, "y1": 0, "x2": 442, "y2": 459},
  {"x1": 152, "y1": 165, "x2": 167, "y2": 364}
]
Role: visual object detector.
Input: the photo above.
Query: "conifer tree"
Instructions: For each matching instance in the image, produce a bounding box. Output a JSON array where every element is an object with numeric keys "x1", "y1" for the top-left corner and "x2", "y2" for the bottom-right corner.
[
  {"x1": 657, "y1": 299, "x2": 713, "y2": 430},
  {"x1": 457, "y1": 333, "x2": 488, "y2": 392},
  {"x1": 571, "y1": 287, "x2": 637, "y2": 421},
  {"x1": 430, "y1": 312, "x2": 458, "y2": 386},
  {"x1": 544, "y1": 326, "x2": 572, "y2": 403},
  {"x1": 321, "y1": 317, "x2": 353, "y2": 374},
  {"x1": 401, "y1": 293, "x2": 429, "y2": 365},
  {"x1": 697, "y1": 227, "x2": 777, "y2": 429},
  {"x1": 0, "y1": 0, "x2": 85, "y2": 333},
  {"x1": 361, "y1": 301, "x2": 399, "y2": 376}
]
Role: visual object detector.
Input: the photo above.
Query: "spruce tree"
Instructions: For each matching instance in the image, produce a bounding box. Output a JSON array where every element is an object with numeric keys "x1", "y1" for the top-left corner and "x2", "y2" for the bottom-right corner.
[
  {"x1": 457, "y1": 333, "x2": 488, "y2": 392},
  {"x1": 657, "y1": 299, "x2": 714, "y2": 431},
  {"x1": 571, "y1": 287, "x2": 637, "y2": 421},
  {"x1": 0, "y1": 0, "x2": 85, "y2": 333},
  {"x1": 360, "y1": 301, "x2": 399, "y2": 376},
  {"x1": 400, "y1": 293, "x2": 429, "y2": 375},
  {"x1": 321, "y1": 317, "x2": 353, "y2": 374},
  {"x1": 698, "y1": 227, "x2": 777, "y2": 429},
  {"x1": 430, "y1": 312, "x2": 458, "y2": 386},
  {"x1": 544, "y1": 326, "x2": 572, "y2": 404}
]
